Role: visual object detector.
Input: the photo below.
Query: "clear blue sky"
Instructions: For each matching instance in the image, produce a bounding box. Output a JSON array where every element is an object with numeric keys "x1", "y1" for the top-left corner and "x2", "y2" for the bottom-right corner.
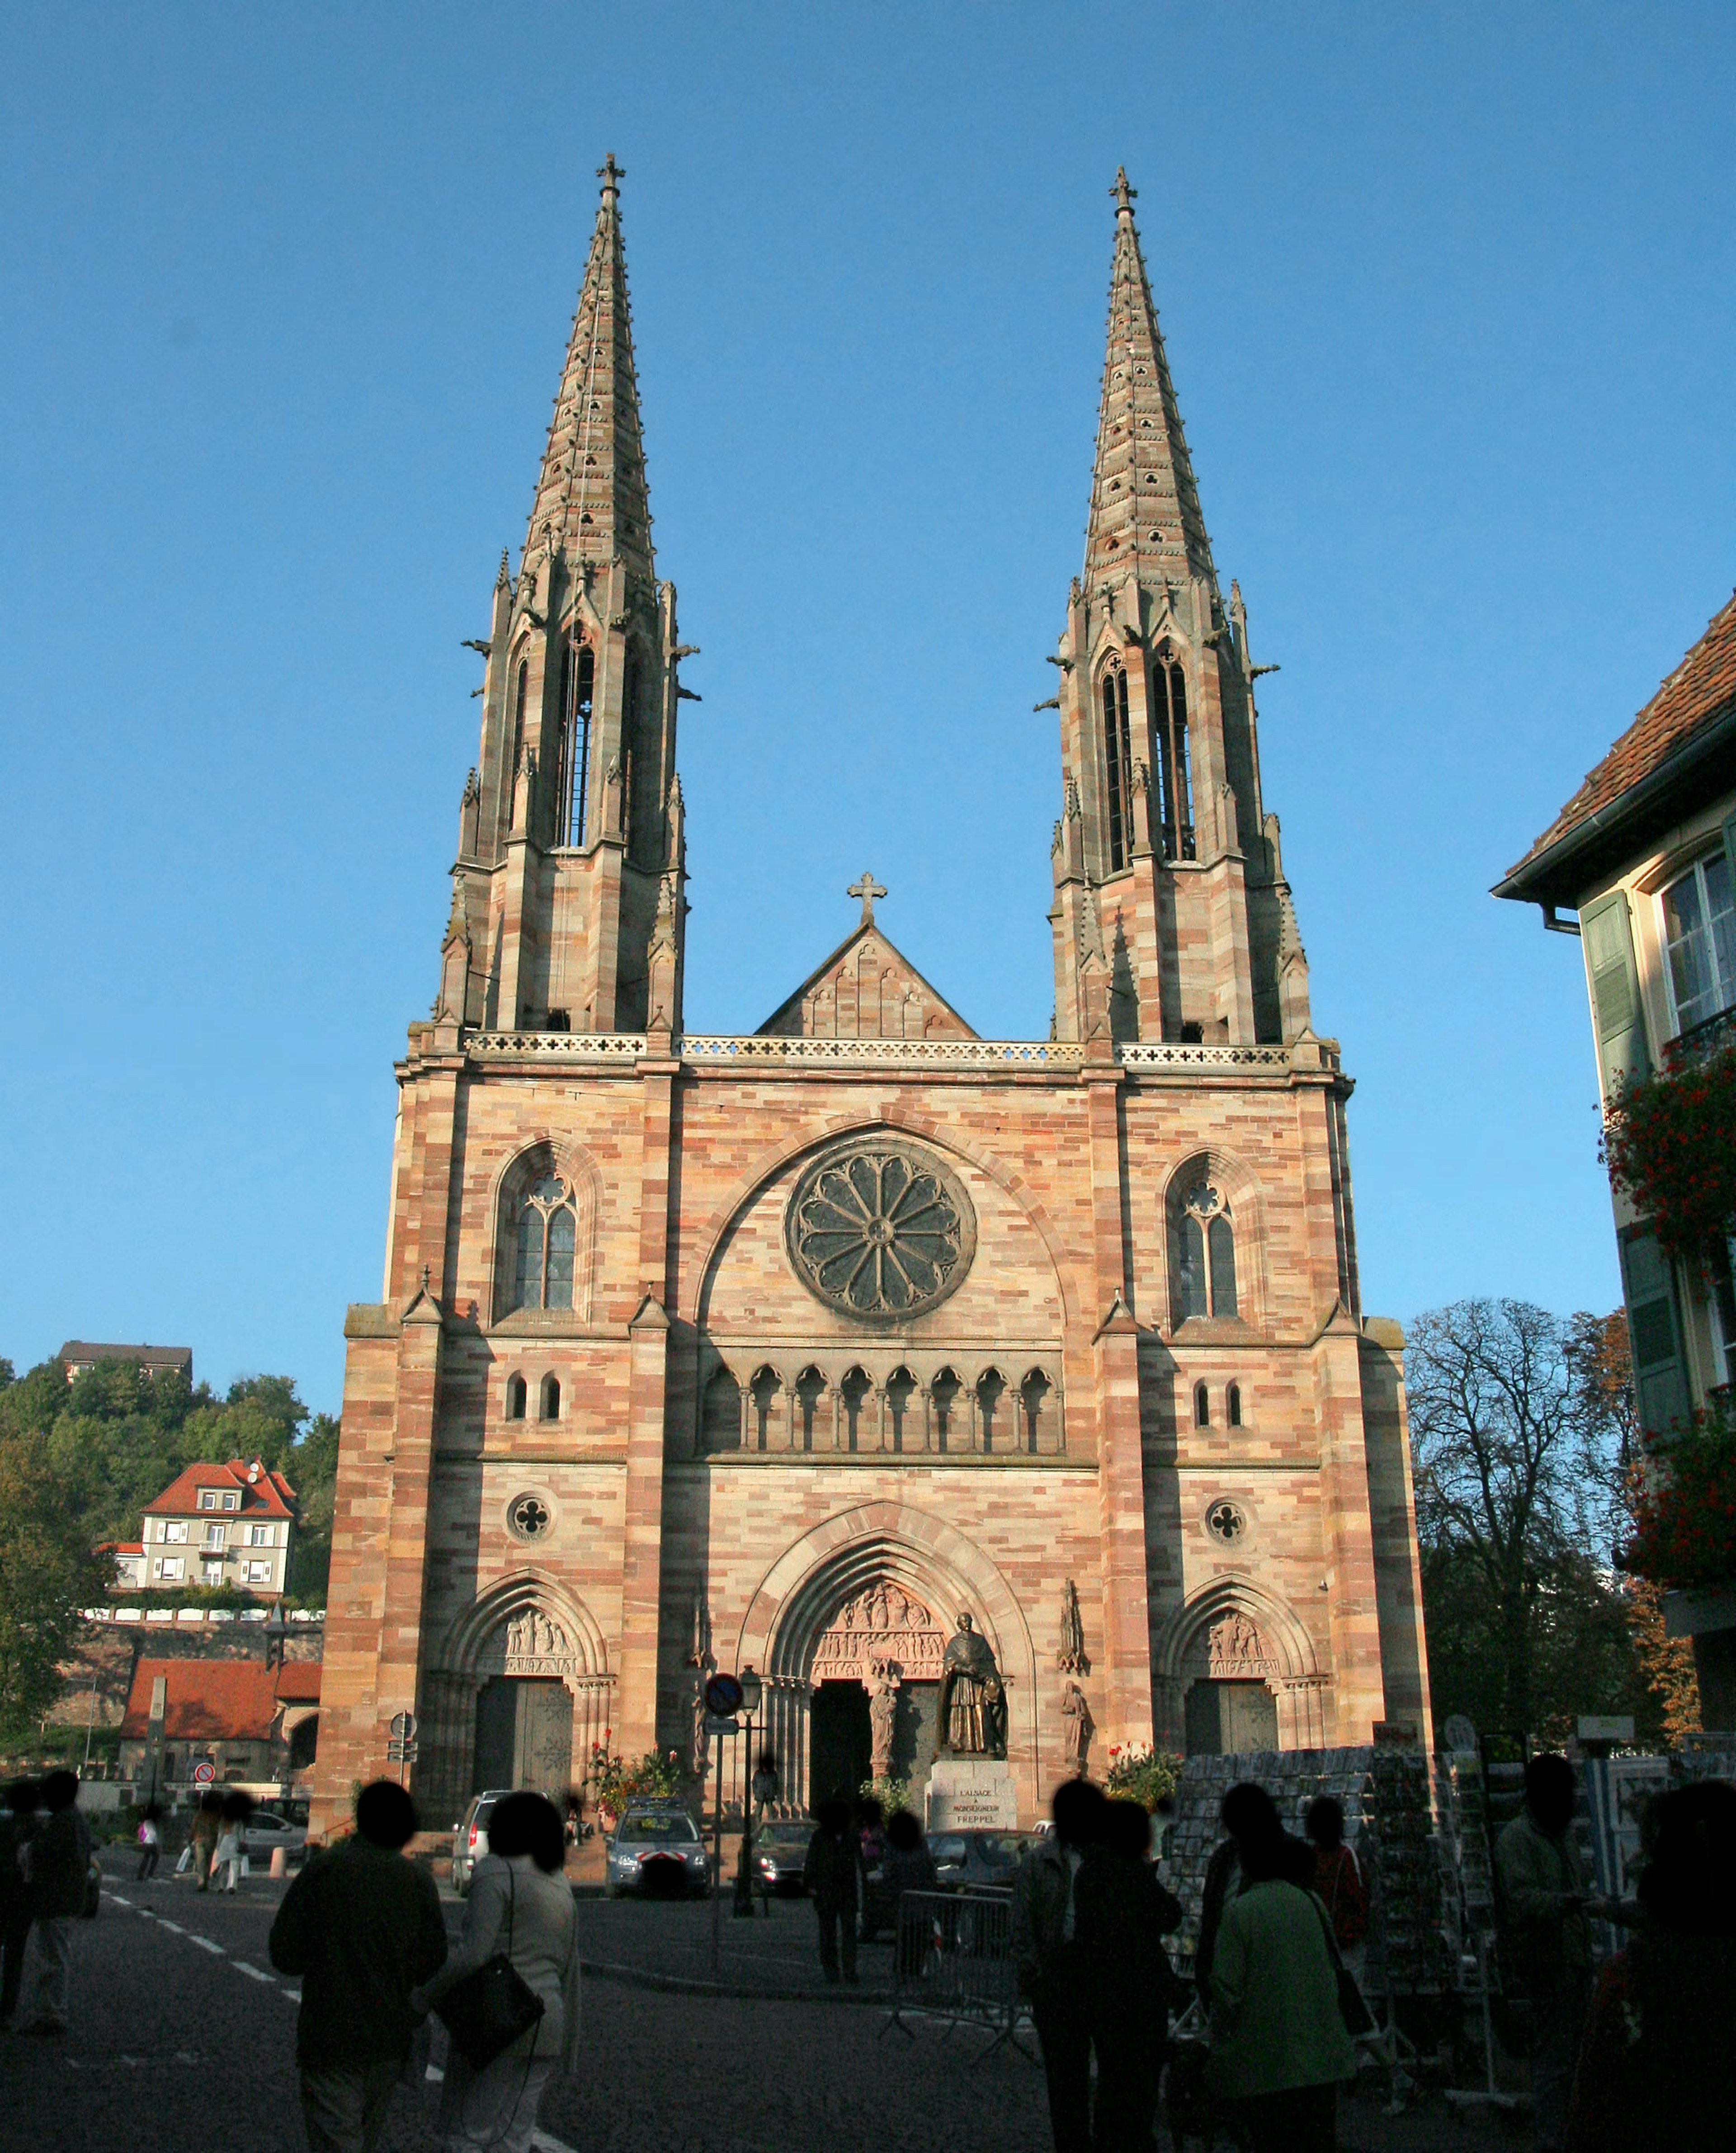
[{"x1": 4, "y1": 5, "x2": 1732, "y2": 1413}]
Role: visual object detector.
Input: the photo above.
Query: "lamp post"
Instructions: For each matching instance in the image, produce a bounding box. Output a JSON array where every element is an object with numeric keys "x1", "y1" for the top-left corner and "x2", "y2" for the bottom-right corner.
[{"x1": 732, "y1": 1665, "x2": 764, "y2": 1917}]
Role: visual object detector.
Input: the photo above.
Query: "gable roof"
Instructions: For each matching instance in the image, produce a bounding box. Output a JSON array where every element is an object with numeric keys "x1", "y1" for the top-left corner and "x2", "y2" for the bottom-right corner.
[
  {"x1": 144, "y1": 1458, "x2": 297, "y2": 1521},
  {"x1": 757, "y1": 919, "x2": 976, "y2": 1040},
  {"x1": 118, "y1": 1657, "x2": 320, "y2": 1741},
  {"x1": 1497, "y1": 587, "x2": 1736, "y2": 905},
  {"x1": 59, "y1": 1341, "x2": 192, "y2": 1375}
]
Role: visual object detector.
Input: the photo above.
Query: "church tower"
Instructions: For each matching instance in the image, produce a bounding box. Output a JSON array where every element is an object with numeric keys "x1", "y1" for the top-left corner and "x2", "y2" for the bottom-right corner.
[
  {"x1": 439, "y1": 156, "x2": 689, "y2": 1044},
  {"x1": 1050, "y1": 172, "x2": 1310, "y2": 1049}
]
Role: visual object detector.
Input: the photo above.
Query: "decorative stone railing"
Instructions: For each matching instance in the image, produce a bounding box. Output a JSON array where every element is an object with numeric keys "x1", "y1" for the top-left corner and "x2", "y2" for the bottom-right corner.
[{"x1": 463, "y1": 1031, "x2": 1300, "y2": 1072}]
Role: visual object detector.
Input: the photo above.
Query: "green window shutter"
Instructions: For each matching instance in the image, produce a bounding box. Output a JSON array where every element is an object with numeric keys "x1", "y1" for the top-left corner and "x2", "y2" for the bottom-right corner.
[
  {"x1": 1723, "y1": 806, "x2": 1736, "y2": 889},
  {"x1": 1580, "y1": 887, "x2": 1650, "y2": 1099},
  {"x1": 1620, "y1": 1229, "x2": 1691, "y2": 1439}
]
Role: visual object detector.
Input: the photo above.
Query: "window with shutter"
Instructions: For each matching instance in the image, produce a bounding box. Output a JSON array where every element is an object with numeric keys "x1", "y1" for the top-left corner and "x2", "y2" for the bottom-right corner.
[
  {"x1": 1580, "y1": 888, "x2": 1650, "y2": 1099},
  {"x1": 1620, "y1": 1229, "x2": 1691, "y2": 1439}
]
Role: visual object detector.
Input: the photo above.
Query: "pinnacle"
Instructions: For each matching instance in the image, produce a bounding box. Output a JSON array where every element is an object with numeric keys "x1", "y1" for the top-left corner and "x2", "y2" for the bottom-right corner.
[
  {"x1": 524, "y1": 157, "x2": 655, "y2": 587},
  {"x1": 1082, "y1": 170, "x2": 1213, "y2": 592}
]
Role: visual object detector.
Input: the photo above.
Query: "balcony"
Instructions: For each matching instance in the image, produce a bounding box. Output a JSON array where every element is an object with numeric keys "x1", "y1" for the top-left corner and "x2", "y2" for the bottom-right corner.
[{"x1": 1669, "y1": 1001, "x2": 1736, "y2": 1067}]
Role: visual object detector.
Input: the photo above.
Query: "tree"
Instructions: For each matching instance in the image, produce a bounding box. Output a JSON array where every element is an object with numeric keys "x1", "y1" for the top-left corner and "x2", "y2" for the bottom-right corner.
[
  {"x1": 0, "y1": 1429, "x2": 113, "y2": 1736},
  {"x1": 285, "y1": 1412, "x2": 341, "y2": 1601},
  {"x1": 1408, "y1": 1298, "x2": 1633, "y2": 1742}
]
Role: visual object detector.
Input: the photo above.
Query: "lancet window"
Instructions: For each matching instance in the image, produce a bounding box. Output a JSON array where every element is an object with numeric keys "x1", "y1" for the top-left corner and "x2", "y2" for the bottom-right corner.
[
  {"x1": 557, "y1": 639, "x2": 595, "y2": 848},
  {"x1": 509, "y1": 660, "x2": 529, "y2": 830},
  {"x1": 496, "y1": 1146, "x2": 589, "y2": 1319},
  {"x1": 1101, "y1": 666, "x2": 1133, "y2": 872},
  {"x1": 1151, "y1": 642, "x2": 1194, "y2": 862},
  {"x1": 1172, "y1": 1180, "x2": 1238, "y2": 1324}
]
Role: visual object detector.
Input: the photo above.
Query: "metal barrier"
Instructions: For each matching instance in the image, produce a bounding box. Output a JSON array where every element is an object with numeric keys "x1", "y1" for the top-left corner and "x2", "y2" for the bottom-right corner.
[{"x1": 881, "y1": 1890, "x2": 1035, "y2": 2062}]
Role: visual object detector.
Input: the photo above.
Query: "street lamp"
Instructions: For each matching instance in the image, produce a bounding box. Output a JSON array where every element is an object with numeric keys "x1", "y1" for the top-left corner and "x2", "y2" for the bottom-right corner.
[{"x1": 733, "y1": 1665, "x2": 764, "y2": 1918}]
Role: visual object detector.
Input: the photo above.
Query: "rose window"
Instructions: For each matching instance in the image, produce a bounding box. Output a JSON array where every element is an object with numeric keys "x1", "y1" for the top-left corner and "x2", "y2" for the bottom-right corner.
[
  {"x1": 509, "y1": 1494, "x2": 551, "y2": 1541},
  {"x1": 1205, "y1": 1499, "x2": 1247, "y2": 1545},
  {"x1": 786, "y1": 1140, "x2": 975, "y2": 1322}
]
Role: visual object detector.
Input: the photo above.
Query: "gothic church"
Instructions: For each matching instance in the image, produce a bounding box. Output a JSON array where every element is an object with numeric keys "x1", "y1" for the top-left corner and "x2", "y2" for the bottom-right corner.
[{"x1": 311, "y1": 162, "x2": 1430, "y2": 1830}]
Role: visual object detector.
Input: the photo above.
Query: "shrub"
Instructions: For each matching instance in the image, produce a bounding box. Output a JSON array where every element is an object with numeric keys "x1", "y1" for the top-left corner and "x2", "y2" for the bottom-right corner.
[
  {"x1": 1624, "y1": 1399, "x2": 1736, "y2": 1592},
  {"x1": 1604, "y1": 1043, "x2": 1736, "y2": 1262},
  {"x1": 1103, "y1": 1740, "x2": 1182, "y2": 1809}
]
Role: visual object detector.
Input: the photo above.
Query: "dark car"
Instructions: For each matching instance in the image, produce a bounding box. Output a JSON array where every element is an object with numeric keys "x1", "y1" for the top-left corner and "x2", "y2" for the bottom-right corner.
[
  {"x1": 751, "y1": 1819, "x2": 815, "y2": 1898},
  {"x1": 929, "y1": 1829, "x2": 1033, "y2": 1892}
]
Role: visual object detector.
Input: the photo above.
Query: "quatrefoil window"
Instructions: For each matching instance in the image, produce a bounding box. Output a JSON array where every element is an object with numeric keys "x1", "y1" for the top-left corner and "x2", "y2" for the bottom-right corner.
[
  {"x1": 509, "y1": 1494, "x2": 551, "y2": 1542},
  {"x1": 786, "y1": 1140, "x2": 976, "y2": 1324},
  {"x1": 1205, "y1": 1499, "x2": 1247, "y2": 1545}
]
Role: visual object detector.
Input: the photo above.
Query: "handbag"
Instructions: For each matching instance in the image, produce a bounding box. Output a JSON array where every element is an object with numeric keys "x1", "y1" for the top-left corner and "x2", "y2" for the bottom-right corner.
[
  {"x1": 435, "y1": 1868, "x2": 546, "y2": 2070},
  {"x1": 1311, "y1": 1893, "x2": 1377, "y2": 2040}
]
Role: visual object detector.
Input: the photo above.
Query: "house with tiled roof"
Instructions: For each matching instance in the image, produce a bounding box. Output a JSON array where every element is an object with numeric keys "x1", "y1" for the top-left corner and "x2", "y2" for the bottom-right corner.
[
  {"x1": 1495, "y1": 585, "x2": 1736, "y2": 1725},
  {"x1": 117, "y1": 1657, "x2": 320, "y2": 1794},
  {"x1": 128, "y1": 1457, "x2": 298, "y2": 1598},
  {"x1": 60, "y1": 1340, "x2": 192, "y2": 1382}
]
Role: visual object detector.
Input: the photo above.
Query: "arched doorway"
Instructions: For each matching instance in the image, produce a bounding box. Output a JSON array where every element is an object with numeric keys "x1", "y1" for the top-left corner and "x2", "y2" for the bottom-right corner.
[{"x1": 1155, "y1": 1583, "x2": 1326, "y2": 1755}]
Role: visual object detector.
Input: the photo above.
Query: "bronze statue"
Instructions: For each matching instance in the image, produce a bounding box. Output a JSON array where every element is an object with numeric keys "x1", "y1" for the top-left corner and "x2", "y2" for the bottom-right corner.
[{"x1": 937, "y1": 1612, "x2": 1006, "y2": 1757}]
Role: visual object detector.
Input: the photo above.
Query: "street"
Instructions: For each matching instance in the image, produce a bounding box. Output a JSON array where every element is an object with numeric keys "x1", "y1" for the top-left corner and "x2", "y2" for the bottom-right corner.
[{"x1": 0, "y1": 1856, "x2": 1514, "y2": 2153}]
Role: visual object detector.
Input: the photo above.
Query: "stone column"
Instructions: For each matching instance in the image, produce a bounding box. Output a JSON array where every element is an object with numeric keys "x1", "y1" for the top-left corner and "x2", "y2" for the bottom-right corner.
[{"x1": 618, "y1": 1052, "x2": 678, "y2": 1760}]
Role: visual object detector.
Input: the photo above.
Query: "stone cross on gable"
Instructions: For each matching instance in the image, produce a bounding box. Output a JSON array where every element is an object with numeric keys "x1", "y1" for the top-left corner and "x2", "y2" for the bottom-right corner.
[
  {"x1": 847, "y1": 870, "x2": 887, "y2": 926},
  {"x1": 597, "y1": 152, "x2": 625, "y2": 193}
]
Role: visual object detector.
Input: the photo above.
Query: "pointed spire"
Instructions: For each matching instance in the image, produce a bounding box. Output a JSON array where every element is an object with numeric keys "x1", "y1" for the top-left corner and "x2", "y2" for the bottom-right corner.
[
  {"x1": 1083, "y1": 169, "x2": 1213, "y2": 590},
  {"x1": 495, "y1": 547, "x2": 511, "y2": 590},
  {"x1": 524, "y1": 154, "x2": 655, "y2": 588}
]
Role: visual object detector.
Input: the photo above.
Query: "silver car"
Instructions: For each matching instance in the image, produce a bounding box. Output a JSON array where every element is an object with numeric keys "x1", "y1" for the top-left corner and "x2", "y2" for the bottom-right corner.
[
  {"x1": 452, "y1": 1789, "x2": 514, "y2": 1896},
  {"x1": 604, "y1": 1804, "x2": 710, "y2": 1898},
  {"x1": 240, "y1": 1810, "x2": 309, "y2": 1864}
]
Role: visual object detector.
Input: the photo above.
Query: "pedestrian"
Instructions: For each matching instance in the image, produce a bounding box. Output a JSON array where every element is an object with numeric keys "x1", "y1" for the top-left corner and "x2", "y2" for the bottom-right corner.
[
  {"x1": 1495, "y1": 1753, "x2": 1598, "y2": 2153},
  {"x1": 0, "y1": 1780, "x2": 41, "y2": 2029},
  {"x1": 1012, "y1": 1776, "x2": 1109, "y2": 2153},
  {"x1": 1205, "y1": 1791, "x2": 1356, "y2": 2153},
  {"x1": 1304, "y1": 1796, "x2": 1368, "y2": 1953},
  {"x1": 188, "y1": 1790, "x2": 222, "y2": 1889},
  {"x1": 136, "y1": 1804, "x2": 162, "y2": 1881},
  {"x1": 1075, "y1": 1795, "x2": 1184, "y2": 2153},
  {"x1": 268, "y1": 1779, "x2": 448, "y2": 2153},
  {"x1": 213, "y1": 1790, "x2": 253, "y2": 1892},
  {"x1": 1195, "y1": 1781, "x2": 1279, "y2": 2004},
  {"x1": 803, "y1": 1797, "x2": 860, "y2": 1984},
  {"x1": 751, "y1": 1750, "x2": 779, "y2": 1822},
  {"x1": 414, "y1": 1790, "x2": 581, "y2": 2153},
  {"x1": 881, "y1": 1808, "x2": 939, "y2": 1977},
  {"x1": 856, "y1": 1792, "x2": 887, "y2": 1879},
  {"x1": 1566, "y1": 1777, "x2": 1736, "y2": 2153},
  {"x1": 14, "y1": 1769, "x2": 93, "y2": 2038}
]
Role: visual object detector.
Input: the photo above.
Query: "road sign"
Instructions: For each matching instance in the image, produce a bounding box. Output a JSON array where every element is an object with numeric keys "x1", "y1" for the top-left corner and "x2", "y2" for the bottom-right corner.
[
  {"x1": 703, "y1": 1713, "x2": 740, "y2": 1738},
  {"x1": 704, "y1": 1673, "x2": 743, "y2": 1718},
  {"x1": 191, "y1": 1760, "x2": 216, "y2": 1786},
  {"x1": 389, "y1": 1711, "x2": 418, "y2": 1741}
]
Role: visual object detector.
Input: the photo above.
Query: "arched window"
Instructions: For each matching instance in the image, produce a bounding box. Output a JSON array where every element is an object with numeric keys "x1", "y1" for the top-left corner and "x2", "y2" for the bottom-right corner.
[
  {"x1": 1020, "y1": 1369, "x2": 1053, "y2": 1454},
  {"x1": 558, "y1": 641, "x2": 595, "y2": 847},
  {"x1": 1194, "y1": 1380, "x2": 1210, "y2": 1428},
  {"x1": 1172, "y1": 1180, "x2": 1238, "y2": 1324},
  {"x1": 931, "y1": 1368, "x2": 961, "y2": 1452},
  {"x1": 505, "y1": 1374, "x2": 527, "y2": 1422},
  {"x1": 1151, "y1": 642, "x2": 1194, "y2": 862},
  {"x1": 1227, "y1": 1381, "x2": 1243, "y2": 1428},
  {"x1": 539, "y1": 1374, "x2": 561, "y2": 1420},
  {"x1": 498, "y1": 1150, "x2": 584, "y2": 1318},
  {"x1": 975, "y1": 1369, "x2": 1005, "y2": 1453},
  {"x1": 1101, "y1": 667, "x2": 1132, "y2": 872},
  {"x1": 795, "y1": 1366, "x2": 827, "y2": 1451},
  {"x1": 750, "y1": 1366, "x2": 781, "y2": 1451},
  {"x1": 885, "y1": 1367, "x2": 916, "y2": 1453},
  {"x1": 508, "y1": 660, "x2": 529, "y2": 829},
  {"x1": 840, "y1": 1367, "x2": 873, "y2": 1452}
]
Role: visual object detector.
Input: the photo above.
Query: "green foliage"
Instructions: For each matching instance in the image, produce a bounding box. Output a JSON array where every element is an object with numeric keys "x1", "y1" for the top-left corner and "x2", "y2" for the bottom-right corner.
[
  {"x1": 859, "y1": 1773, "x2": 912, "y2": 1816},
  {"x1": 1103, "y1": 1742, "x2": 1182, "y2": 1809},
  {"x1": 0, "y1": 1428, "x2": 114, "y2": 1737},
  {"x1": 587, "y1": 1743, "x2": 685, "y2": 1813},
  {"x1": 1625, "y1": 1397, "x2": 1736, "y2": 1592},
  {"x1": 285, "y1": 1413, "x2": 341, "y2": 1600},
  {"x1": 1604, "y1": 1043, "x2": 1736, "y2": 1261}
]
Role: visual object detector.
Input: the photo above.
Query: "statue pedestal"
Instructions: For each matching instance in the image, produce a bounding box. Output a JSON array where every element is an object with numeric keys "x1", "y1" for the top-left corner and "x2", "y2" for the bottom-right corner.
[{"x1": 925, "y1": 1757, "x2": 1016, "y2": 1832}]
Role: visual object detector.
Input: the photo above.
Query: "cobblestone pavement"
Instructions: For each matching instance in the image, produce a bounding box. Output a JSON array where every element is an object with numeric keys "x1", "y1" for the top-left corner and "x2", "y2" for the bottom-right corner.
[{"x1": 0, "y1": 1858, "x2": 1518, "y2": 2153}]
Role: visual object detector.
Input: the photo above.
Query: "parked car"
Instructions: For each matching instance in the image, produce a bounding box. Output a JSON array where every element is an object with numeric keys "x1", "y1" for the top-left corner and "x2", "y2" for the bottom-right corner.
[
  {"x1": 751, "y1": 1819, "x2": 814, "y2": 1898},
  {"x1": 452, "y1": 1788, "x2": 514, "y2": 1896},
  {"x1": 241, "y1": 1810, "x2": 308, "y2": 1863},
  {"x1": 604, "y1": 1803, "x2": 710, "y2": 1899},
  {"x1": 929, "y1": 1829, "x2": 1034, "y2": 1893}
]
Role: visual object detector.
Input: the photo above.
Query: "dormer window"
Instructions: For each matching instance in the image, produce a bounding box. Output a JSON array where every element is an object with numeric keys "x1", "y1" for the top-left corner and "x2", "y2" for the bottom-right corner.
[
  {"x1": 223, "y1": 1492, "x2": 239, "y2": 1512},
  {"x1": 198, "y1": 1489, "x2": 219, "y2": 1511}
]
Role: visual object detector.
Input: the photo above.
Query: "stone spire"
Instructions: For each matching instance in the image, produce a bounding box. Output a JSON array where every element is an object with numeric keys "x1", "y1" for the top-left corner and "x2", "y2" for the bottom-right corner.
[
  {"x1": 1082, "y1": 169, "x2": 1212, "y2": 592},
  {"x1": 524, "y1": 154, "x2": 655, "y2": 590}
]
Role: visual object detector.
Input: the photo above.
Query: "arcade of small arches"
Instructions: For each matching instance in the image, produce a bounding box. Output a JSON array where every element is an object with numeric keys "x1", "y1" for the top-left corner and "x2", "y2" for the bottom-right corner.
[{"x1": 696, "y1": 1355, "x2": 1062, "y2": 1456}]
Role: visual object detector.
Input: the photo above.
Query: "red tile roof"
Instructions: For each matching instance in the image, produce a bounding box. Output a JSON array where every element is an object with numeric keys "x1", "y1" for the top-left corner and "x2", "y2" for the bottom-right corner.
[
  {"x1": 118, "y1": 1658, "x2": 321, "y2": 1740},
  {"x1": 59, "y1": 1341, "x2": 192, "y2": 1374},
  {"x1": 1506, "y1": 587, "x2": 1736, "y2": 880},
  {"x1": 144, "y1": 1458, "x2": 297, "y2": 1521}
]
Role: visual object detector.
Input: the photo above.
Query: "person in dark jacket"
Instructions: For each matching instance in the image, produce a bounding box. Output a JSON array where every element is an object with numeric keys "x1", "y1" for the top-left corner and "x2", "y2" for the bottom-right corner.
[
  {"x1": 15, "y1": 1770, "x2": 91, "y2": 2036},
  {"x1": 803, "y1": 1797, "x2": 860, "y2": 1983},
  {"x1": 882, "y1": 1808, "x2": 939, "y2": 1976},
  {"x1": 1495, "y1": 1754, "x2": 1599, "y2": 2153},
  {"x1": 1013, "y1": 1777, "x2": 1109, "y2": 2153},
  {"x1": 1075, "y1": 1796, "x2": 1184, "y2": 2153},
  {"x1": 0, "y1": 1780, "x2": 41, "y2": 2028},
  {"x1": 1197, "y1": 1782, "x2": 1281, "y2": 2004},
  {"x1": 269, "y1": 1781, "x2": 448, "y2": 2153}
]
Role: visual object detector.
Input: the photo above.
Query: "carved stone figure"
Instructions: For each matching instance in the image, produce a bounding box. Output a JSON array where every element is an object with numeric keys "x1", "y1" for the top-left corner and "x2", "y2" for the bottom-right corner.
[
  {"x1": 868, "y1": 1667, "x2": 899, "y2": 1780},
  {"x1": 1060, "y1": 1680, "x2": 1094, "y2": 1773},
  {"x1": 937, "y1": 1612, "x2": 1006, "y2": 1758},
  {"x1": 1208, "y1": 1611, "x2": 1265, "y2": 1671}
]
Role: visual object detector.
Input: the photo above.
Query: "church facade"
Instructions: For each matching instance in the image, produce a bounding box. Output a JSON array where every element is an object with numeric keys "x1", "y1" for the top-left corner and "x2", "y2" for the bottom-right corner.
[{"x1": 310, "y1": 163, "x2": 1431, "y2": 1833}]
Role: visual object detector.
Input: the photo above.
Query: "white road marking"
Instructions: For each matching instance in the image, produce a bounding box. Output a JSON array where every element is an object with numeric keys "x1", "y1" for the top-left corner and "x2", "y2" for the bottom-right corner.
[
  {"x1": 189, "y1": 1935, "x2": 226, "y2": 1955},
  {"x1": 156, "y1": 1919, "x2": 184, "y2": 1934},
  {"x1": 108, "y1": 1894, "x2": 131, "y2": 1907},
  {"x1": 533, "y1": 2134, "x2": 581, "y2": 2153},
  {"x1": 425, "y1": 2065, "x2": 445, "y2": 2082},
  {"x1": 232, "y1": 1960, "x2": 274, "y2": 1983},
  {"x1": 282, "y1": 1989, "x2": 302, "y2": 2003}
]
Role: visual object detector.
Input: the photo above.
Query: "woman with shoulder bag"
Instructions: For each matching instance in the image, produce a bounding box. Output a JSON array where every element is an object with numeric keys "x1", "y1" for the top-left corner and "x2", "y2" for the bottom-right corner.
[{"x1": 413, "y1": 1790, "x2": 581, "y2": 2153}]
